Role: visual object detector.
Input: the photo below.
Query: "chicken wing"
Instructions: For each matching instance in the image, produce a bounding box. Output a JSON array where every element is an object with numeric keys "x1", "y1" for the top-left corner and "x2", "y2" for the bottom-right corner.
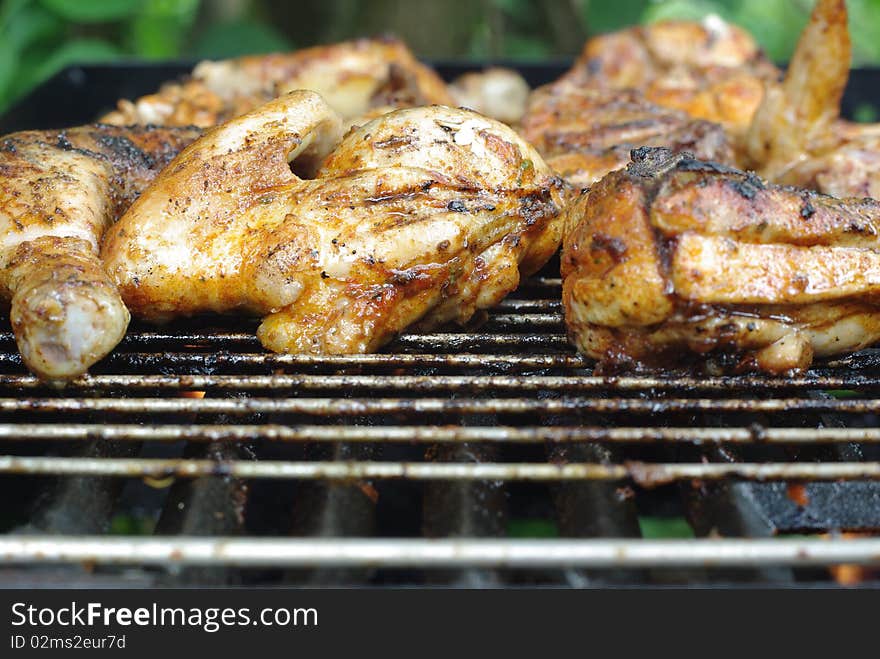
[
  {"x1": 101, "y1": 37, "x2": 453, "y2": 128},
  {"x1": 562, "y1": 147, "x2": 880, "y2": 374},
  {"x1": 0, "y1": 124, "x2": 198, "y2": 379},
  {"x1": 102, "y1": 92, "x2": 566, "y2": 354},
  {"x1": 746, "y1": 0, "x2": 880, "y2": 198}
]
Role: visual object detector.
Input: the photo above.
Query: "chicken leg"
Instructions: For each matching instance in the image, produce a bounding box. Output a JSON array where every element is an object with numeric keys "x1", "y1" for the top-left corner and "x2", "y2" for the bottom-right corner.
[
  {"x1": 0, "y1": 124, "x2": 198, "y2": 380},
  {"x1": 102, "y1": 91, "x2": 566, "y2": 354}
]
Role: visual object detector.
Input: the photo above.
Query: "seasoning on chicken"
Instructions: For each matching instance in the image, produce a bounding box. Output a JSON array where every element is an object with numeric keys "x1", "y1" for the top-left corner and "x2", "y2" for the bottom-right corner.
[
  {"x1": 102, "y1": 92, "x2": 566, "y2": 355},
  {"x1": 520, "y1": 16, "x2": 758, "y2": 190},
  {"x1": 565, "y1": 16, "x2": 779, "y2": 139},
  {"x1": 562, "y1": 147, "x2": 880, "y2": 374},
  {"x1": 0, "y1": 124, "x2": 199, "y2": 380},
  {"x1": 101, "y1": 37, "x2": 453, "y2": 128},
  {"x1": 521, "y1": 80, "x2": 734, "y2": 190}
]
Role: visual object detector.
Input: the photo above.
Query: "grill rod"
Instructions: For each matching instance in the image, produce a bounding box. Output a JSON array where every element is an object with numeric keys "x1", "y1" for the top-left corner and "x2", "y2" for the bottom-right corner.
[
  {"x1": 3, "y1": 397, "x2": 880, "y2": 415},
  {"x1": 2, "y1": 424, "x2": 880, "y2": 444},
  {"x1": 2, "y1": 536, "x2": 879, "y2": 568},
  {"x1": 2, "y1": 374, "x2": 878, "y2": 392},
  {"x1": 0, "y1": 352, "x2": 590, "y2": 369},
  {"x1": 1, "y1": 456, "x2": 879, "y2": 484}
]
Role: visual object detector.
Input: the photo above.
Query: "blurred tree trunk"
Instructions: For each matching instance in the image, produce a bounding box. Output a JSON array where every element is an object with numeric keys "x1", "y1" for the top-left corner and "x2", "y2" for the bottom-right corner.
[{"x1": 543, "y1": 0, "x2": 588, "y2": 54}]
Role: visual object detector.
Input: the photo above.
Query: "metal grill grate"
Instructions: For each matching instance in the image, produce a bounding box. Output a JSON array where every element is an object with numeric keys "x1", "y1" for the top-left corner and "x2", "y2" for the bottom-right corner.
[{"x1": 1, "y1": 263, "x2": 879, "y2": 587}]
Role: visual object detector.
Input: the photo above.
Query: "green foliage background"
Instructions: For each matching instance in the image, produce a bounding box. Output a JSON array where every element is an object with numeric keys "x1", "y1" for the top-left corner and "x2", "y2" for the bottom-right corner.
[{"x1": 1, "y1": 0, "x2": 879, "y2": 114}]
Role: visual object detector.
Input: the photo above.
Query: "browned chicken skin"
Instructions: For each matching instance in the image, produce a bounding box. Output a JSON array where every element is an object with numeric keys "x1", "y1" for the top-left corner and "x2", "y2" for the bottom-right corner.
[
  {"x1": 565, "y1": 16, "x2": 779, "y2": 145},
  {"x1": 0, "y1": 125, "x2": 198, "y2": 379},
  {"x1": 562, "y1": 147, "x2": 880, "y2": 374},
  {"x1": 564, "y1": 16, "x2": 779, "y2": 140},
  {"x1": 101, "y1": 37, "x2": 453, "y2": 128},
  {"x1": 102, "y1": 92, "x2": 565, "y2": 355},
  {"x1": 521, "y1": 80, "x2": 734, "y2": 190},
  {"x1": 520, "y1": 16, "x2": 762, "y2": 190}
]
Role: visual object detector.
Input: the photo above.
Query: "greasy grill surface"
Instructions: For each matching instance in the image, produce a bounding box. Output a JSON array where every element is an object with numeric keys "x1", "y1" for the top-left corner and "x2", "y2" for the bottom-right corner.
[
  {"x1": 1, "y1": 261, "x2": 879, "y2": 587},
  {"x1": 2, "y1": 65, "x2": 880, "y2": 587}
]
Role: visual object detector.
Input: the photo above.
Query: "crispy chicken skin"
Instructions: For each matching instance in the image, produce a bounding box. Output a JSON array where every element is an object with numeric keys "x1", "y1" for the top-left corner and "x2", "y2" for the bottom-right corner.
[
  {"x1": 102, "y1": 92, "x2": 565, "y2": 354},
  {"x1": 747, "y1": 0, "x2": 880, "y2": 198},
  {"x1": 0, "y1": 124, "x2": 199, "y2": 379},
  {"x1": 520, "y1": 17, "x2": 751, "y2": 190},
  {"x1": 521, "y1": 80, "x2": 734, "y2": 190},
  {"x1": 563, "y1": 17, "x2": 779, "y2": 139},
  {"x1": 562, "y1": 147, "x2": 880, "y2": 374},
  {"x1": 101, "y1": 37, "x2": 453, "y2": 128}
]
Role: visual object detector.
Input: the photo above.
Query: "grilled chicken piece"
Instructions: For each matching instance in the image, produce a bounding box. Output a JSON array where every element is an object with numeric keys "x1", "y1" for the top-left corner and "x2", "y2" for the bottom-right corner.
[
  {"x1": 0, "y1": 125, "x2": 198, "y2": 379},
  {"x1": 562, "y1": 147, "x2": 880, "y2": 374},
  {"x1": 102, "y1": 92, "x2": 565, "y2": 354},
  {"x1": 101, "y1": 37, "x2": 453, "y2": 128},
  {"x1": 563, "y1": 16, "x2": 779, "y2": 140},
  {"x1": 746, "y1": 0, "x2": 880, "y2": 198},
  {"x1": 449, "y1": 67, "x2": 531, "y2": 124},
  {"x1": 521, "y1": 80, "x2": 734, "y2": 190}
]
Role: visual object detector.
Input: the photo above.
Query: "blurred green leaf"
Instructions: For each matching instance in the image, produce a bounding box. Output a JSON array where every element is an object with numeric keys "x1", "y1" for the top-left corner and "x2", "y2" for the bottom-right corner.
[
  {"x1": 503, "y1": 34, "x2": 551, "y2": 60},
  {"x1": 109, "y1": 513, "x2": 154, "y2": 535},
  {"x1": 4, "y1": 4, "x2": 61, "y2": 52},
  {"x1": 849, "y1": 0, "x2": 880, "y2": 65},
  {"x1": 508, "y1": 518, "x2": 559, "y2": 538},
  {"x1": 192, "y1": 19, "x2": 292, "y2": 59},
  {"x1": 641, "y1": 0, "x2": 732, "y2": 24},
  {"x1": 130, "y1": 0, "x2": 198, "y2": 58},
  {"x1": 639, "y1": 516, "x2": 695, "y2": 539},
  {"x1": 492, "y1": 0, "x2": 535, "y2": 23},
  {"x1": 39, "y1": 0, "x2": 142, "y2": 22},
  {"x1": 0, "y1": 0, "x2": 30, "y2": 26},
  {"x1": 730, "y1": 0, "x2": 809, "y2": 62},
  {"x1": 854, "y1": 103, "x2": 879, "y2": 124},
  {"x1": 34, "y1": 38, "x2": 121, "y2": 84},
  {"x1": 0, "y1": 39, "x2": 17, "y2": 108},
  {"x1": 586, "y1": 0, "x2": 647, "y2": 33}
]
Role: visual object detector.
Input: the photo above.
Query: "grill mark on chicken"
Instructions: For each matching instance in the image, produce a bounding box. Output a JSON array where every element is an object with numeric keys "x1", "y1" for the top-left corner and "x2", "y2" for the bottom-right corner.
[
  {"x1": 522, "y1": 84, "x2": 735, "y2": 191},
  {"x1": 555, "y1": 16, "x2": 779, "y2": 143}
]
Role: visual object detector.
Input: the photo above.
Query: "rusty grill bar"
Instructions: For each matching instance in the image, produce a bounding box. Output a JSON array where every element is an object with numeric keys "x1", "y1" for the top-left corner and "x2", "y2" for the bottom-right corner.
[{"x1": 3, "y1": 66, "x2": 880, "y2": 587}]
